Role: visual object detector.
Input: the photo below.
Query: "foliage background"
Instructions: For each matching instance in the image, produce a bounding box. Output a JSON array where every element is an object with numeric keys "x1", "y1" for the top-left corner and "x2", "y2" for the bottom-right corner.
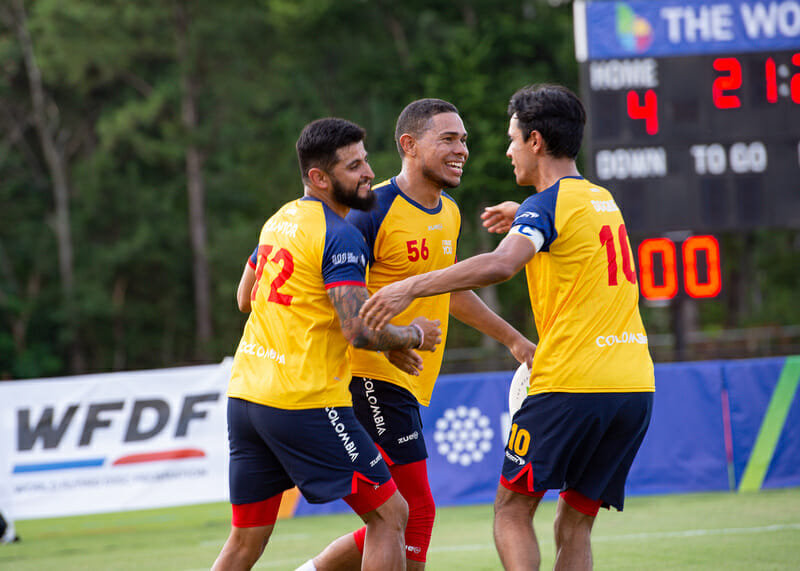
[{"x1": 1, "y1": 0, "x2": 798, "y2": 380}]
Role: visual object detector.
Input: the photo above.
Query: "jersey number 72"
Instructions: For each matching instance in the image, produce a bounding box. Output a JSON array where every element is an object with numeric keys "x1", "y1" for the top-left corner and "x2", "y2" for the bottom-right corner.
[{"x1": 252, "y1": 244, "x2": 294, "y2": 306}]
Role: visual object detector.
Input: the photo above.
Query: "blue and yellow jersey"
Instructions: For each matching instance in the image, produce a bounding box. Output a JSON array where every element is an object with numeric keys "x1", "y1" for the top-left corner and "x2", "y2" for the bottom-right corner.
[
  {"x1": 346, "y1": 177, "x2": 461, "y2": 406},
  {"x1": 228, "y1": 197, "x2": 370, "y2": 409},
  {"x1": 511, "y1": 176, "x2": 655, "y2": 395}
]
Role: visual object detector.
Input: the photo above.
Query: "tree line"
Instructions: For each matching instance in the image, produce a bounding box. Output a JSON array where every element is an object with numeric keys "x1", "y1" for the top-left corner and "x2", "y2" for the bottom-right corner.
[{"x1": 1, "y1": 0, "x2": 797, "y2": 380}]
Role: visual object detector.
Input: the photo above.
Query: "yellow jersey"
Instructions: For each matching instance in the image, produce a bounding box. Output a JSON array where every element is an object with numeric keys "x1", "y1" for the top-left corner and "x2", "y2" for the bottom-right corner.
[
  {"x1": 511, "y1": 176, "x2": 655, "y2": 395},
  {"x1": 227, "y1": 197, "x2": 370, "y2": 409},
  {"x1": 346, "y1": 178, "x2": 461, "y2": 406}
]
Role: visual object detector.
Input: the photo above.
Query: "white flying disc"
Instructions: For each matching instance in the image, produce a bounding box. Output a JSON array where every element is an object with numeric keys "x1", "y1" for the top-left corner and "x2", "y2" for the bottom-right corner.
[{"x1": 508, "y1": 362, "x2": 531, "y2": 416}]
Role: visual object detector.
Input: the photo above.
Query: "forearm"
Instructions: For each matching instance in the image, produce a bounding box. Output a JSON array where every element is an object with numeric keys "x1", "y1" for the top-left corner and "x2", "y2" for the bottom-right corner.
[
  {"x1": 352, "y1": 323, "x2": 420, "y2": 351},
  {"x1": 449, "y1": 290, "x2": 526, "y2": 348},
  {"x1": 236, "y1": 264, "x2": 256, "y2": 313},
  {"x1": 405, "y1": 252, "x2": 516, "y2": 299},
  {"x1": 328, "y1": 285, "x2": 421, "y2": 350}
]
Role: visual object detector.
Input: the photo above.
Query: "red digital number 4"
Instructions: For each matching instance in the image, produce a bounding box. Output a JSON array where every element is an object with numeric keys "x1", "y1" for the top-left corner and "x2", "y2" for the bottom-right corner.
[
  {"x1": 251, "y1": 244, "x2": 294, "y2": 306},
  {"x1": 406, "y1": 238, "x2": 430, "y2": 262},
  {"x1": 599, "y1": 224, "x2": 636, "y2": 286},
  {"x1": 626, "y1": 90, "x2": 659, "y2": 135}
]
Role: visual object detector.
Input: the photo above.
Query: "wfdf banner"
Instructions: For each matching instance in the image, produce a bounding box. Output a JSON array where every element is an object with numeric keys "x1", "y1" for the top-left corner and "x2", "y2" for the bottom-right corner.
[
  {"x1": 2, "y1": 355, "x2": 798, "y2": 521},
  {"x1": 0, "y1": 360, "x2": 233, "y2": 519}
]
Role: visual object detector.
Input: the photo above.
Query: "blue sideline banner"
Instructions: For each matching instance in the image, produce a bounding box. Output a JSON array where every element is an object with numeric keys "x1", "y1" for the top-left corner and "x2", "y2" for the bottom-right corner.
[{"x1": 294, "y1": 356, "x2": 800, "y2": 516}]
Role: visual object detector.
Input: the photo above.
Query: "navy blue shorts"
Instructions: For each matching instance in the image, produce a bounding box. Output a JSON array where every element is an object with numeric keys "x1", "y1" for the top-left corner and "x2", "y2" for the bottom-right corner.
[
  {"x1": 227, "y1": 398, "x2": 392, "y2": 505},
  {"x1": 502, "y1": 391, "x2": 653, "y2": 511},
  {"x1": 350, "y1": 377, "x2": 428, "y2": 465}
]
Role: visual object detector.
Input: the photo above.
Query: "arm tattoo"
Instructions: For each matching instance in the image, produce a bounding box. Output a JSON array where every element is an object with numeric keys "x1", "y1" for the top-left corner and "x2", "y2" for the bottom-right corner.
[{"x1": 328, "y1": 285, "x2": 418, "y2": 350}]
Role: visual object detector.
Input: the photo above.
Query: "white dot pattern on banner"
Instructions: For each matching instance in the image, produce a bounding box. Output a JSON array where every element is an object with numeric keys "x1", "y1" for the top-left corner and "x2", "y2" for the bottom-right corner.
[{"x1": 433, "y1": 406, "x2": 494, "y2": 466}]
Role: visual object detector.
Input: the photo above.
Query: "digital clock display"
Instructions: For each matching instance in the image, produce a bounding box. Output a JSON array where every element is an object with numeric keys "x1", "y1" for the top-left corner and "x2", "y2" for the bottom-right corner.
[{"x1": 573, "y1": 0, "x2": 800, "y2": 234}]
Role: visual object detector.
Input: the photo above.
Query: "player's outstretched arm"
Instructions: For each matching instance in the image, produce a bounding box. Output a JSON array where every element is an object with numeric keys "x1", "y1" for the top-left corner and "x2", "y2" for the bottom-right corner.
[
  {"x1": 449, "y1": 291, "x2": 536, "y2": 368},
  {"x1": 236, "y1": 261, "x2": 256, "y2": 313},
  {"x1": 328, "y1": 284, "x2": 441, "y2": 357},
  {"x1": 361, "y1": 233, "x2": 537, "y2": 331},
  {"x1": 480, "y1": 201, "x2": 521, "y2": 234}
]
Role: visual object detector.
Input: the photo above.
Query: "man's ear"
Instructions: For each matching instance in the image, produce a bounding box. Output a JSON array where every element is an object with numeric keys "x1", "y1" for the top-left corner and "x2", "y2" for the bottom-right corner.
[
  {"x1": 398, "y1": 133, "x2": 416, "y2": 157},
  {"x1": 307, "y1": 167, "x2": 329, "y2": 189},
  {"x1": 528, "y1": 130, "x2": 545, "y2": 154}
]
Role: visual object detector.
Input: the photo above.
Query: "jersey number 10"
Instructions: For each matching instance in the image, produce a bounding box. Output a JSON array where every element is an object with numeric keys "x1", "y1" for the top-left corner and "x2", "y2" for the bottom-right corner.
[{"x1": 599, "y1": 224, "x2": 637, "y2": 286}]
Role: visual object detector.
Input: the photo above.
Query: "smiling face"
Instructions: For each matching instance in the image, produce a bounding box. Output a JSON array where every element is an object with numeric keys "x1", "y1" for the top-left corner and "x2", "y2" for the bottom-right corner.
[
  {"x1": 329, "y1": 141, "x2": 376, "y2": 211},
  {"x1": 506, "y1": 114, "x2": 536, "y2": 187},
  {"x1": 416, "y1": 112, "x2": 468, "y2": 189}
]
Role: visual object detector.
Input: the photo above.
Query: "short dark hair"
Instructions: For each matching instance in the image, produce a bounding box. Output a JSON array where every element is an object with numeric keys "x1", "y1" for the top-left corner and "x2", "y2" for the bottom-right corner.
[
  {"x1": 508, "y1": 84, "x2": 586, "y2": 159},
  {"x1": 394, "y1": 98, "x2": 459, "y2": 156},
  {"x1": 296, "y1": 118, "x2": 367, "y2": 181}
]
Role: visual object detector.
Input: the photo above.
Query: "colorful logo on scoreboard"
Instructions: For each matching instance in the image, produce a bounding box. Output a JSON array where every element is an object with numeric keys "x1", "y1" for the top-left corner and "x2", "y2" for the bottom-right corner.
[{"x1": 615, "y1": 2, "x2": 653, "y2": 53}]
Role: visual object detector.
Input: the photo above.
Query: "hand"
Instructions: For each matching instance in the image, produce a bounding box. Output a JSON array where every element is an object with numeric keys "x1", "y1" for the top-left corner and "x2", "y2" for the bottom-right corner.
[
  {"x1": 360, "y1": 281, "x2": 414, "y2": 331},
  {"x1": 480, "y1": 201, "x2": 520, "y2": 234},
  {"x1": 411, "y1": 316, "x2": 442, "y2": 352},
  {"x1": 509, "y1": 336, "x2": 536, "y2": 368},
  {"x1": 385, "y1": 348, "x2": 424, "y2": 376}
]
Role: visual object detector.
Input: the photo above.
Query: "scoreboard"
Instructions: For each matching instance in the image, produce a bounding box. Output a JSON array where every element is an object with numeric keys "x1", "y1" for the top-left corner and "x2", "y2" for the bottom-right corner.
[{"x1": 573, "y1": 0, "x2": 800, "y2": 235}]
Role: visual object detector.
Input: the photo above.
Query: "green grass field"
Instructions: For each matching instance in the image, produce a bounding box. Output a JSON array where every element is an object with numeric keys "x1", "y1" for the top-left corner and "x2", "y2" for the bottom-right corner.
[{"x1": 2, "y1": 488, "x2": 799, "y2": 570}]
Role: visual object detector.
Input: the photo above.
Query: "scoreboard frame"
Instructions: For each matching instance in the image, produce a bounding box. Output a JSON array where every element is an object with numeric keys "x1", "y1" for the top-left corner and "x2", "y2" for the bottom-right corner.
[{"x1": 573, "y1": 0, "x2": 800, "y2": 235}]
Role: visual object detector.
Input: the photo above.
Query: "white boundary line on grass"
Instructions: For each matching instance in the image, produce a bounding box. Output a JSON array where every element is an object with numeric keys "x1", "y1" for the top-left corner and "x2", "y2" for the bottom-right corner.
[
  {"x1": 427, "y1": 522, "x2": 800, "y2": 553},
  {"x1": 188, "y1": 523, "x2": 800, "y2": 568},
  {"x1": 593, "y1": 522, "x2": 800, "y2": 542}
]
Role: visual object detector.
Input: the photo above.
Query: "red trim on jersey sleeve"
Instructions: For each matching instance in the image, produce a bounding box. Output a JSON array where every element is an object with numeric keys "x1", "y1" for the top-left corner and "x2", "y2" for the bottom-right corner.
[
  {"x1": 325, "y1": 280, "x2": 366, "y2": 290},
  {"x1": 248, "y1": 246, "x2": 258, "y2": 269}
]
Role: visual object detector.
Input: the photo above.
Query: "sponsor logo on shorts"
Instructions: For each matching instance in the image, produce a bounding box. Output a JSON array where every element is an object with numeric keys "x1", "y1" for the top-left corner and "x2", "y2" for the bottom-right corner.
[
  {"x1": 505, "y1": 449, "x2": 526, "y2": 466},
  {"x1": 406, "y1": 545, "x2": 423, "y2": 555},
  {"x1": 433, "y1": 406, "x2": 494, "y2": 467},
  {"x1": 397, "y1": 431, "x2": 419, "y2": 444},
  {"x1": 325, "y1": 407, "x2": 359, "y2": 462},
  {"x1": 595, "y1": 331, "x2": 648, "y2": 347},
  {"x1": 363, "y1": 380, "x2": 386, "y2": 436},
  {"x1": 369, "y1": 452, "x2": 382, "y2": 467}
]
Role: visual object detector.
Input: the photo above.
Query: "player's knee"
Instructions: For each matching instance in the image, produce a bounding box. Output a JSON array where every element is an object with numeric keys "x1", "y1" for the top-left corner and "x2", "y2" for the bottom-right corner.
[
  {"x1": 554, "y1": 490, "x2": 597, "y2": 546},
  {"x1": 379, "y1": 490, "x2": 409, "y2": 531},
  {"x1": 494, "y1": 483, "x2": 540, "y2": 521},
  {"x1": 224, "y1": 526, "x2": 272, "y2": 566}
]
